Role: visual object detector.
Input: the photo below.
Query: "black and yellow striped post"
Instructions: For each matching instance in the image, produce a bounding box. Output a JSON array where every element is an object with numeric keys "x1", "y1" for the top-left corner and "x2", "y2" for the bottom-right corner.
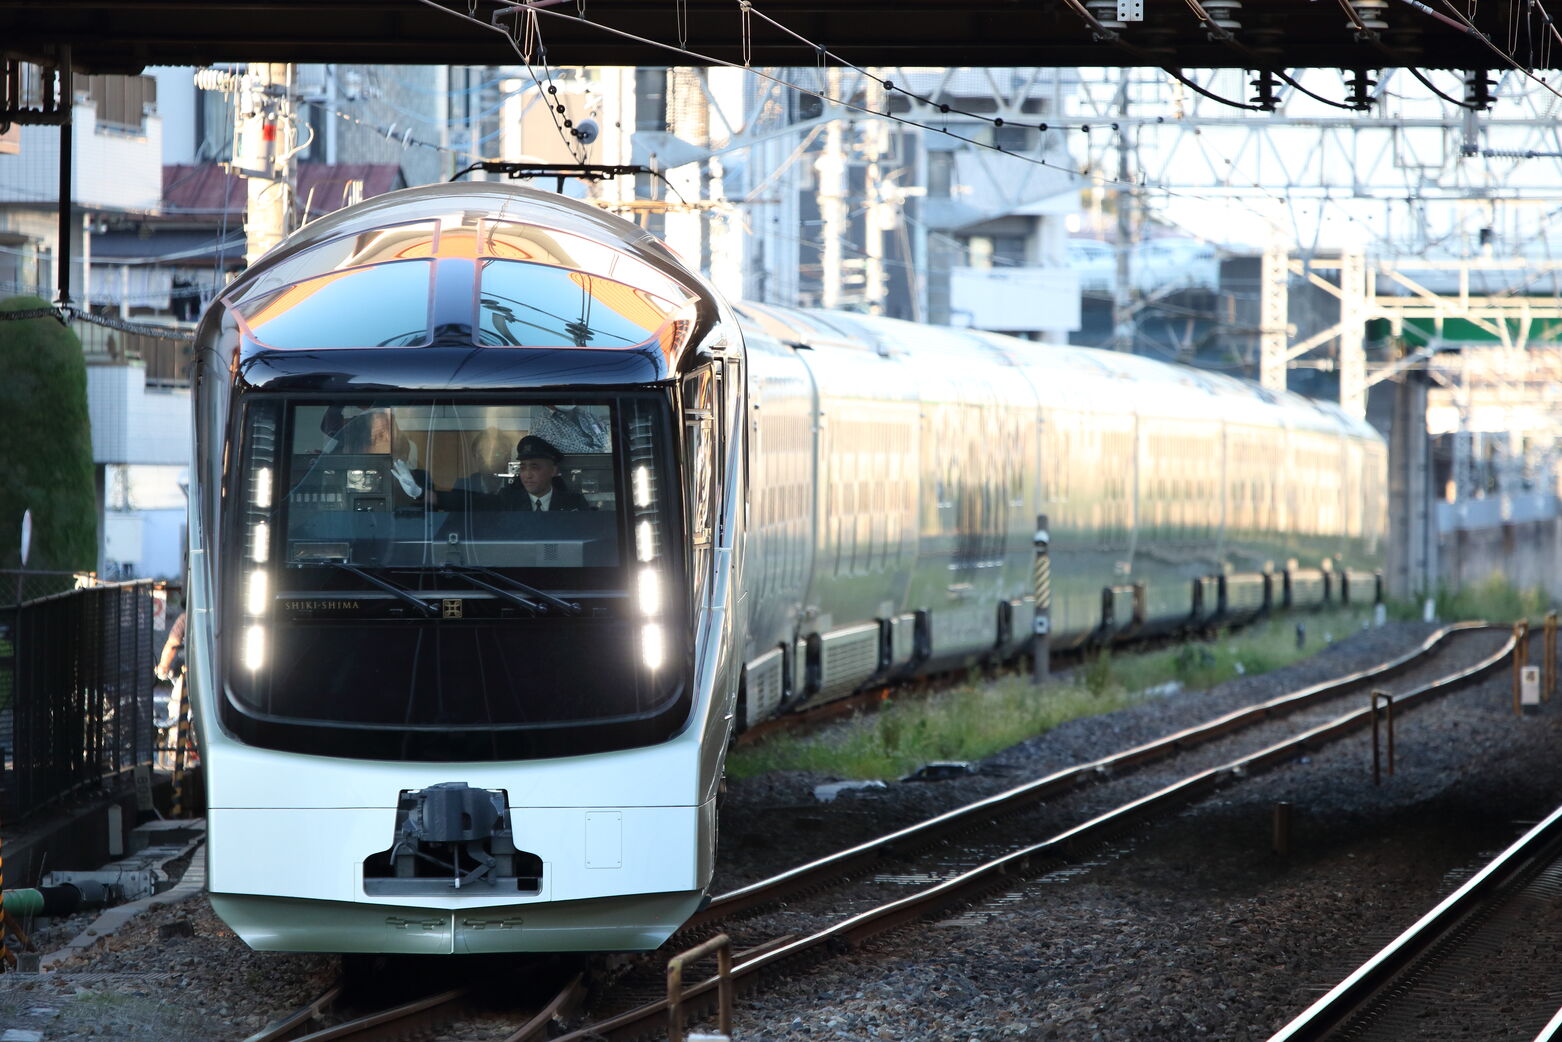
[{"x1": 1031, "y1": 513, "x2": 1051, "y2": 684}]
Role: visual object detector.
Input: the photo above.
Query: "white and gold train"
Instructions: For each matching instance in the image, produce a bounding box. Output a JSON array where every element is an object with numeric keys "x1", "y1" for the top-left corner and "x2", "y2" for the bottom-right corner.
[{"x1": 185, "y1": 181, "x2": 1383, "y2": 955}]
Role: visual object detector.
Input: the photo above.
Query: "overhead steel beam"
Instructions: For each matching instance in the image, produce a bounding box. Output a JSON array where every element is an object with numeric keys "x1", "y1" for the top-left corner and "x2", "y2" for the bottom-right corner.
[{"x1": 0, "y1": 0, "x2": 1540, "y2": 72}]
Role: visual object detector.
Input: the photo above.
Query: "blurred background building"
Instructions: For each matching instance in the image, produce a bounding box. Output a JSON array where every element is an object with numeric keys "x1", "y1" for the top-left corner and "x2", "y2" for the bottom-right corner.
[{"x1": 3, "y1": 59, "x2": 1560, "y2": 596}]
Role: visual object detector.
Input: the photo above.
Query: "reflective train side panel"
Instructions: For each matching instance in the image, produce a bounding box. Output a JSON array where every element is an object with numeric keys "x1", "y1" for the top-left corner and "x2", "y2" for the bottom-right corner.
[{"x1": 734, "y1": 307, "x2": 1386, "y2": 720}]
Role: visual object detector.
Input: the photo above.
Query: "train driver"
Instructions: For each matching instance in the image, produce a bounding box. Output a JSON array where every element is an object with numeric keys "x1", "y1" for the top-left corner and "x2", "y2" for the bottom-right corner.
[{"x1": 504, "y1": 435, "x2": 590, "y2": 512}]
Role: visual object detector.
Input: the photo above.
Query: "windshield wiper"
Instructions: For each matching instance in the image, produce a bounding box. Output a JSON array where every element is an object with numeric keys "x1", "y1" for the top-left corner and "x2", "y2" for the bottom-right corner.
[
  {"x1": 442, "y1": 563, "x2": 583, "y2": 617},
  {"x1": 323, "y1": 561, "x2": 438, "y2": 618},
  {"x1": 439, "y1": 565, "x2": 544, "y2": 615}
]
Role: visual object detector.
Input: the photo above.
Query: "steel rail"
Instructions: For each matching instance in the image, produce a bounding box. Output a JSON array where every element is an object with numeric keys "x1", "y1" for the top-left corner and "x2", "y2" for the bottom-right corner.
[
  {"x1": 287, "y1": 987, "x2": 473, "y2": 1042},
  {"x1": 243, "y1": 986, "x2": 343, "y2": 1042},
  {"x1": 558, "y1": 627, "x2": 1514, "y2": 1042},
  {"x1": 500, "y1": 972, "x2": 587, "y2": 1042},
  {"x1": 248, "y1": 969, "x2": 584, "y2": 1042},
  {"x1": 1536, "y1": 1003, "x2": 1562, "y2": 1042},
  {"x1": 1267, "y1": 799, "x2": 1562, "y2": 1042},
  {"x1": 692, "y1": 622, "x2": 1489, "y2": 928}
]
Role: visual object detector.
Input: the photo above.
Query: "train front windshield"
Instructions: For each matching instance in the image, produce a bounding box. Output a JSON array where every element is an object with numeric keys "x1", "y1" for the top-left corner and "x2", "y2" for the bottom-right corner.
[{"x1": 224, "y1": 395, "x2": 686, "y2": 761}]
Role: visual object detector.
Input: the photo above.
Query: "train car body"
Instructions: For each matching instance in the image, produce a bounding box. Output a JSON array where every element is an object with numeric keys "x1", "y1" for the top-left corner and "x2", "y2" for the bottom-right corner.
[
  {"x1": 736, "y1": 306, "x2": 1385, "y2": 721},
  {"x1": 187, "y1": 184, "x2": 747, "y2": 953},
  {"x1": 187, "y1": 182, "x2": 1385, "y2": 956}
]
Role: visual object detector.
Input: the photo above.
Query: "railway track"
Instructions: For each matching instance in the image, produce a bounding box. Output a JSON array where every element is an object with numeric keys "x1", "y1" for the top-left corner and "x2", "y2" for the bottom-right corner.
[
  {"x1": 1268, "y1": 801, "x2": 1562, "y2": 1042},
  {"x1": 700, "y1": 623, "x2": 1499, "y2": 929},
  {"x1": 244, "y1": 969, "x2": 584, "y2": 1042},
  {"x1": 552, "y1": 623, "x2": 1514, "y2": 1040},
  {"x1": 238, "y1": 623, "x2": 1512, "y2": 1042}
]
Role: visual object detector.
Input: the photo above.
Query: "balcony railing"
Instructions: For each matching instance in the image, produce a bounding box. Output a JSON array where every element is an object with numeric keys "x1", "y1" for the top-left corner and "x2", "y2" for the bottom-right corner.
[{"x1": 74, "y1": 318, "x2": 194, "y2": 387}]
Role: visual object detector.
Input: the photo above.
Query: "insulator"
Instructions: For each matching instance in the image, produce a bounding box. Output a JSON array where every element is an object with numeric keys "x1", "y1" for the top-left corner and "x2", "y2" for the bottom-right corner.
[
  {"x1": 1249, "y1": 69, "x2": 1280, "y2": 110},
  {"x1": 1346, "y1": 0, "x2": 1389, "y2": 32},
  {"x1": 1200, "y1": 0, "x2": 1242, "y2": 35},
  {"x1": 1464, "y1": 68, "x2": 1497, "y2": 109},
  {"x1": 193, "y1": 68, "x2": 241, "y2": 93},
  {"x1": 1346, "y1": 68, "x2": 1379, "y2": 110},
  {"x1": 1085, "y1": 0, "x2": 1126, "y2": 33}
]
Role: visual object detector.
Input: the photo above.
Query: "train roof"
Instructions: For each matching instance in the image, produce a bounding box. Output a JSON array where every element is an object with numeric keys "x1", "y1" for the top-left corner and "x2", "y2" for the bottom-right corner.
[
  {"x1": 736, "y1": 303, "x2": 1380, "y2": 445},
  {"x1": 223, "y1": 181, "x2": 703, "y2": 307},
  {"x1": 201, "y1": 182, "x2": 731, "y2": 386}
]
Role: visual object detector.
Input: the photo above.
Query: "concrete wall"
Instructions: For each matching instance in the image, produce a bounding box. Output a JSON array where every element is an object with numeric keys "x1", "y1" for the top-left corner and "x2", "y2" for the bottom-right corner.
[
  {"x1": 1439, "y1": 517, "x2": 1562, "y2": 602},
  {"x1": 86, "y1": 364, "x2": 191, "y2": 466}
]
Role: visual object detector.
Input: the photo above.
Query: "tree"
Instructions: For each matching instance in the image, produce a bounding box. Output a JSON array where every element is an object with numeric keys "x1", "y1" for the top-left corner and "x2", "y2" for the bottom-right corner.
[{"x1": 0, "y1": 296, "x2": 97, "y2": 575}]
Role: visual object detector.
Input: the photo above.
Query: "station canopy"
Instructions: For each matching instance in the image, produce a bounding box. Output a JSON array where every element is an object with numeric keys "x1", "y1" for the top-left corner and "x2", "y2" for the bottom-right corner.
[{"x1": 0, "y1": 0, "x2": 1534, "y2": 73}]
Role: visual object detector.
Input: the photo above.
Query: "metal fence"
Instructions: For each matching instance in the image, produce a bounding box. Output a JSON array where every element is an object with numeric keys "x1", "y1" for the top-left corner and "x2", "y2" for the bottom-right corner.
[
  {"x1": 0, "y1": 569, "x2": 90, "y2": 609},
  {"x1": 0, "y1": 580, "x2": 161, "y2": 821}
]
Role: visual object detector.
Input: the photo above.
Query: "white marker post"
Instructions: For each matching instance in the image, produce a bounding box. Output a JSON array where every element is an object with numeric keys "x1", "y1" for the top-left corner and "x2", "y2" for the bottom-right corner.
[{"x1": 16, "y1": 507, "x2": 30, "y2": 605}]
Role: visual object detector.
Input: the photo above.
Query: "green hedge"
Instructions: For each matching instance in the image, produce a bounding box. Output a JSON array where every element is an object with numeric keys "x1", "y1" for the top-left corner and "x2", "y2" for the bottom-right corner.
[{"x1": 0, "y1": 296, "x2": 97, "y2": 572}]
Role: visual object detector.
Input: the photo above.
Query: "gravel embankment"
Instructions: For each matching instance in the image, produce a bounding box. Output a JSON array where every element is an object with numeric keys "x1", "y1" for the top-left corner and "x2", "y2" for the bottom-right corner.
[
  {"x1": 5, "y1": 620, "x2": 1549, "y2": 1042},
  {"x1": 0, "y1": 900, "x2": 335, "y2": 1040},
  {"x1": 713, "y1": 620, "x2": 1449, "y2": 892},
  {"x1": 704, "y1": 622, "x2": 1562, "y2": 1041}
]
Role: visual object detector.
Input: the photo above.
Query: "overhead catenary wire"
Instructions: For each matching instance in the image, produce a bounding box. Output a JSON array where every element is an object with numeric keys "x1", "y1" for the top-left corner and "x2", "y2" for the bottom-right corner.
[
  {"x1": 414, "y1": 0, "x2": 588, "y2": 163},
  {"x1": 1432, "y1": 0, "x2": 1562, "y2": 100},
  {"x1": 744, "y1": 0, "x2": 1277, "y2": 114},
  {"x1": 414, "y1": 0, "x2": 1451, "y2": 259},
  {"x1": 63, "y1": 0, "x2": 1529, "y2": 305},
  {"x1": 1170, "y1": 0, "x2": 1365, "y2": 110},
  {"x1": 422, "y1": 0, "x2": 1153, "y2": 192}
]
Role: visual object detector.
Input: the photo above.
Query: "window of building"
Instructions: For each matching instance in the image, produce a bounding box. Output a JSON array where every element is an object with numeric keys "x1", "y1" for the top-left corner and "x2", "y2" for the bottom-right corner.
[
  {"x1": 994, "y1": 125, "x2": 1036, "y2": 152},
  {"x1": 635, "y1": 68, "x2": 668, "y2": 132},
  {"x1": 927, "y1": 151, "x2": 954, "y2": 199},
  {"x1": 86, "y1": 74, "x2": 156, "y2": 131}
]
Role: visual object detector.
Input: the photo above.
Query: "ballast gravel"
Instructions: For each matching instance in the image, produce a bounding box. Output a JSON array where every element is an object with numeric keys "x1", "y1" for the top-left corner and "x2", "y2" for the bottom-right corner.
[
  {"x1": 3, "y1": 619, "x2": 1557, "y2": 1042},
  {"x1": 709, "y1": 621, "x2": 1562, "y2": 1041}
]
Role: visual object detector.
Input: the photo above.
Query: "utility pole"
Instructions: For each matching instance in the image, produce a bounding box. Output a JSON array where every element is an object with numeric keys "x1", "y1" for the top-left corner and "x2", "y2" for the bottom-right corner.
[
  {"x1": 1387, "y1": 371, "x2": 1434, "y2": 600},
  {"x1": 1111, "y1": 71, "x2": 1134, "y2": 351},
  {"x1": 861, "y1": 74, "x2": 890, "y2": 315},
  {"x1": 1338, "y1": 250, "x2": 1368, "y2": 418},
  {"x1": 816, "y1": 68, "x2": 846, "y2": 310},
  {"x1": 1259, "y1": 244, "x2": 1289, "y2": 391},
  {"x1": 232, "y1": 63, "x2": 296, "y2": 268}
]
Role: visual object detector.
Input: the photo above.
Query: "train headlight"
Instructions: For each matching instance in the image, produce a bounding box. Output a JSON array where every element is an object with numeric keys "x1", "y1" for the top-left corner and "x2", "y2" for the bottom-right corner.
[
  {"x1": 246, "y1": 569, "x2": 269, "y2": 616},
  {"x1": 641, "y1": 621, "x2": 664, "y2": 670},
  {"x1": 243, "y1": 624, "x2": 267, "y2": 671},
  {"x1": 254, "y1": 466, "x2": 273, "y2": 509},
  {"x1": 636, "y1": 520, "x2": 656, "y2": 563},
  {"x1": 638, "y1": 568, "x2": 661, "y2": 616},
  {"x1": 250, "y1": 522, "x2": 271, "y2": 564}
]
